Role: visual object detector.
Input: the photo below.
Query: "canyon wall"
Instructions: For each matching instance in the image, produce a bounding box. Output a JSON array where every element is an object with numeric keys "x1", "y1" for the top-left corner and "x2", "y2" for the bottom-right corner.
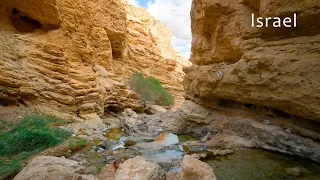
[
  {"x1": 184, "y1": 0, "x2": 320, "y2": 121},
  {"x1": 0, "y1": 0, "x2": 188, "y2": 121},
  {"x1": 115, "y1": 1, "x2": 191, "y2": 107}
]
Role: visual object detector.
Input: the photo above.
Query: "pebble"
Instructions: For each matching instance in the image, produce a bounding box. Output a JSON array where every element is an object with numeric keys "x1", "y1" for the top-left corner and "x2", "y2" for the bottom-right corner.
[
  {"x1": 97, "y1": 147, "x2": 104, "y2": 153},
  {"x1": 286, "y1": 129, "x2": 292, "y2": 134},
  {"x1": 263, "y1": 120, "x2": 270, "y2": 125}
]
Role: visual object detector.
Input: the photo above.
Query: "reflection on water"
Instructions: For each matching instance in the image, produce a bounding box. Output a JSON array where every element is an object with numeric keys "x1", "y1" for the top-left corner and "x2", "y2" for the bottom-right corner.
[
  {"x1": 143, "y1": 132, "x2": 195, "y2": 170},
  {"x1": 154, "y1": 132, "x2": 179, "y2": 145},
  {"x1": 204, "y1": 148, "x2": 320, "y2": 180},
  {"x1": 104, "y1": 128, "x2": 122, "y2": 140},
  {"x1": 146, "y1": 149, "x2": 183, "y2": 164},
  {"x1": 154, "y1": 132, "x2": 196, "y2": 145}
]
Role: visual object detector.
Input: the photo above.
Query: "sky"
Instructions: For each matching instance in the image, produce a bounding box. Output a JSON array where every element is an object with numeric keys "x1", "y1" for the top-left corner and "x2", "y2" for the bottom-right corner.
[{"x1": 127, "y1": 0, "x2": 192, "y2": 59}]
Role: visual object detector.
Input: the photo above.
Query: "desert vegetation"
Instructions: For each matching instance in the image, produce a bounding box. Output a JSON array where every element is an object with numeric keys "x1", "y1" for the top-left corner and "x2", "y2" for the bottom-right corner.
[
  {"x1": 0, "y1": 115, "x2": 72, "y2": 178},
  {"x1": 130, "y1": 72, "x2": 174, "y2": 106}
]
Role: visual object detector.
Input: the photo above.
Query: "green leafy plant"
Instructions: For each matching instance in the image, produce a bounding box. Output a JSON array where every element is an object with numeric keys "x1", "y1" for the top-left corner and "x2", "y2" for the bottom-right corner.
[
  {"x1": 0, "y1": 115, "x2": 72, "y2": 178},
  {"x1": 130, "y1": 72, "x2": 174, "y2": 106}
]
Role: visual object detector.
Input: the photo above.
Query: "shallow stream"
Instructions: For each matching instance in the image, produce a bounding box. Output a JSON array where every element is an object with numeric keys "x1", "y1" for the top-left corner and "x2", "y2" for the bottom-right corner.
[
  {"x1": 72, "y1": 128, "x2": 320, "y2": 179},
  {"x1": 204, "y1": 148, "x2": 320, "y2": 180}
]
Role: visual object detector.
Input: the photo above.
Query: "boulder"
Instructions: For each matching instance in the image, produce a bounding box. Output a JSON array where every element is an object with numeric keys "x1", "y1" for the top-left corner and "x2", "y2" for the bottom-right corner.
[
  {"x1": 114, "y1": 156, "x2": 166, "y2": 180},
  {"x1": 177, "y1": 155, "x2": 217, "y2": 180},
  {"x1": 14, "y1": 156, "x2": 96, "y2": 180}
]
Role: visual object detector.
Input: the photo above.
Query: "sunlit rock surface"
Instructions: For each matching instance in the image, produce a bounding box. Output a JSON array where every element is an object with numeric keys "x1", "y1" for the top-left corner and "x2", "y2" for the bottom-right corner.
[
  {"x1": 0, "y1": 0, "x2": 189, "y2": 121},
  {"x1": 184, "y1": 0, "x2": 320, "y2": 121}
]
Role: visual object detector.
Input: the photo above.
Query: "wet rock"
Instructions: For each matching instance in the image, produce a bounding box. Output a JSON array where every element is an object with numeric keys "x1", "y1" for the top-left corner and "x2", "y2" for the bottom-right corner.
[
  {"x1": 190, "y1": 153, "x2": 207, "y2": 159},
  {"x1": 285, "y1": 167, "x2": 301, "y2": 176},
  {"x1": 177, "y1": 155, "x2": 217, "y2": 180},
  {"x1": 181, "y1": 145, "x2": 208, "y2": 153},
  {"x1": 206, "y1": 149, "x2": 234, "y2": 156},
  {"x1": 115, "y1": 156, "x2": 166, "y2": 180},
  {"x1": 14, "y1": 156, "x2": 96, "y2": 180}
]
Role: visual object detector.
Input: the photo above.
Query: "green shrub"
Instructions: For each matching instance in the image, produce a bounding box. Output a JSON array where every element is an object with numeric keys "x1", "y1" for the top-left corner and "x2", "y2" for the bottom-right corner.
[
  {"x1": 0, "y1": 115, "x2": 72, "y2": 178},
  {"x1": 130, "y1": 72, "x2": 174, "y2": 106}
]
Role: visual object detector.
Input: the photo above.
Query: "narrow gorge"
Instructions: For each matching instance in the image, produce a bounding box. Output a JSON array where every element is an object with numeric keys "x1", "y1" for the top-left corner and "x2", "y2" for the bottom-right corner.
[{"x1": 0, "y1": 0, "x2": 319, "y2": 180}]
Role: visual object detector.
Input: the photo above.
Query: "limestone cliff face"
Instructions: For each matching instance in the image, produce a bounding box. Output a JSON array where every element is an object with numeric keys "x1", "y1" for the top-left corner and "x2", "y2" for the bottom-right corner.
[
  {"x1": 0, "y1": 0, "x2": 187, "y2": 121},
  {"x1": 184, "y1": 0, "x2": 320, "y2": 121},
  {"x1": 115, "y1": 2, "x2": 191, "y2": 107}
]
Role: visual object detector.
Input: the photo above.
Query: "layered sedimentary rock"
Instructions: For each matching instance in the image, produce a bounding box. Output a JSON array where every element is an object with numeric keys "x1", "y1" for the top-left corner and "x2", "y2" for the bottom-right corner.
[
  {"x1": 0, "y1": 0, "x2": 187, "y2": 121},
  {"x1": 115, "y1": 2, "x2": 191, "y2": 107},
  {"x1": 184, "y1": 0, "x2": 320, "y2": 121}
]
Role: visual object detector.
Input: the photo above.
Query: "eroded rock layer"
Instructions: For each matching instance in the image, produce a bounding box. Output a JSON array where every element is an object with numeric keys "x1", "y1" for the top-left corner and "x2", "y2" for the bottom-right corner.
[
  {"x1": 116, "y1": 2, "x2": 191, "y2": 107},
  {"x1": 0, "y1": 0, "x2": 188, "y2": 120},
  {"x1": 184, "y1": 0, "x2": 320, "y2": 121}
]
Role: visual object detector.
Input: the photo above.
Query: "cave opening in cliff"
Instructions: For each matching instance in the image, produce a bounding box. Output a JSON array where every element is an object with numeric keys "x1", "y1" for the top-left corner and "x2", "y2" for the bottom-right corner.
[
  {"x1": 244, "y1": 103, "x2": 257, "y2": 109},
  {"x1": 10, "y1": 8, "x2": 42, "y2": 33},
  {"x1": 271, "y1": 108, "x2": 292, "y2": 119},
  {"x1": 105, "y1": 106, "x2": 122, "y2": 113}
]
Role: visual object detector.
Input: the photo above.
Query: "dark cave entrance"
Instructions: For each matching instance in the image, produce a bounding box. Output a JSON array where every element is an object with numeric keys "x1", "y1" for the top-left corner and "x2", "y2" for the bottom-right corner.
[{"x1": 10, "y1": 8, "x2": 42, "y2": 33}]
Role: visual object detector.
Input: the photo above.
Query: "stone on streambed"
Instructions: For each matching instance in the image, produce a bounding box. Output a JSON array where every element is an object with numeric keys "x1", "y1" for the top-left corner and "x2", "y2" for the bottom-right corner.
[
  {"x1": 177, "y1": 155, "x2": 217, "y2": 180},
  {"x1": 14, "y1": 156, "x2": 96, "y2": 180},
  {"x1": 206, "y1": 149, "x2": 234, "y2": 156},
  {"x1": 285, "y1": 167, "x2": 301, "y2": 176},
  {"x1": 114, "y1": 156, "x2": 166, "y2": 180}
]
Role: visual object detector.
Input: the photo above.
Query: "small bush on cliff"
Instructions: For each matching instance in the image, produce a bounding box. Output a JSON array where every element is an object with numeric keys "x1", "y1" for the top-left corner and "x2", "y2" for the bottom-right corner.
[
  {"x1": 130, "y1": 72, "x2": 174, "y2": 106},
  {"x1": 0, "y1": 115, "x2": 71, "y2": 178}
]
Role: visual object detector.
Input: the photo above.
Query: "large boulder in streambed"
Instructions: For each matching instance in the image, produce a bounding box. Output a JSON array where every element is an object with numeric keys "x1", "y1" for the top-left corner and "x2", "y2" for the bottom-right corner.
[
  {"x1": 177, "y1": 155, "x2": 217, "y2": 180},
  {"x1": 114, "y1": 156, "x2": 166, "y2": 180},
  {"x1": 14, "y1": 156, "x2": 96, "y2": 180}
]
